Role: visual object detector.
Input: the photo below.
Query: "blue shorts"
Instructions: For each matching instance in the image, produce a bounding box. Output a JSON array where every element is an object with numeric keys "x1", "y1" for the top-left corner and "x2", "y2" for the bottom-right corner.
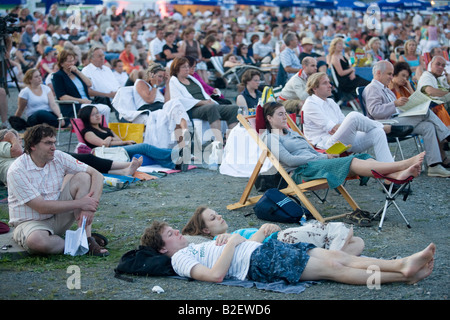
[{"x1": 247, "y1": 239, "x2": 316, "y2": 284}]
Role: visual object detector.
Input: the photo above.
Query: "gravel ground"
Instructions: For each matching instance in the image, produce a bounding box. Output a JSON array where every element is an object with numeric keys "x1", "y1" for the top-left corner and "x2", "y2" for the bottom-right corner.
[{"x1": 0, "y1": 87, "x2": 448, "y2": 305}]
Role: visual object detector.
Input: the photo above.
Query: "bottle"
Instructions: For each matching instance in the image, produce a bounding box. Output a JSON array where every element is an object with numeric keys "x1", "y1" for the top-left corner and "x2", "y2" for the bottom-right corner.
[{"x1": 104, "y1": 176, "x2": 125, "y2": 189}]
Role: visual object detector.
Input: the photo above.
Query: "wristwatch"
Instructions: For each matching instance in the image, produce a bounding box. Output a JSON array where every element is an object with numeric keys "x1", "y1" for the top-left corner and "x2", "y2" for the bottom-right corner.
[{"x1": 152, "y1": 84, "x2": 158, "y2": 89}]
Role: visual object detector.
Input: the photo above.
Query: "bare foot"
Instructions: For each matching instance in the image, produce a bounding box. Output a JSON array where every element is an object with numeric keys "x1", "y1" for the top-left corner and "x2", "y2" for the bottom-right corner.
[
  {"x1": 387, "y1": 162, "x2": 422, "y2": 181},
  {"x1": 126, "y1": 156, "x2": 143, "y2": 176},
  {"x1": 400, "y1": 243, "x2": 436, "y2": 283}
]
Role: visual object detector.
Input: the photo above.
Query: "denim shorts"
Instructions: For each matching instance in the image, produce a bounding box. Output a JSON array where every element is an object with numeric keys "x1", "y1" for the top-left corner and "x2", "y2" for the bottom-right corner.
[{"x1": 247, "y1": 239, "x2": 316, "y2": 284}]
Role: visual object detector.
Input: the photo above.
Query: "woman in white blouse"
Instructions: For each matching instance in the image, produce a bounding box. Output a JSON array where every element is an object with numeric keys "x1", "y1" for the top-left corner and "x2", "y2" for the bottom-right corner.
[{"x1": 16, "y1": 68, "x2": 65, "y2": 128}]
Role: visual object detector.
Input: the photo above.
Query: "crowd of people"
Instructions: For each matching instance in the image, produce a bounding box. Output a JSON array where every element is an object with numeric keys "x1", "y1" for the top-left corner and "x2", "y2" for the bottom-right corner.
[{"x1": 0, "y1": 3, "x2": 448, "y2": 288}]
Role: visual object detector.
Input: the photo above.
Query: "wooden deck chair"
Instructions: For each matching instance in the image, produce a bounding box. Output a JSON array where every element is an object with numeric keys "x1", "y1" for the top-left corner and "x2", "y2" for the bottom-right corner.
[{"x1": 227, "y1": 113, "x2": 360, "y2": 223}]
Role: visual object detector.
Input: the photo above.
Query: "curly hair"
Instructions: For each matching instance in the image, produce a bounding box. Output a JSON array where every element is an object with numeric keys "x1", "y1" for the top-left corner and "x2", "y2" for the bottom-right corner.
[{"x1": 140, "y1": 221, "x2": 168, "y2": 251}]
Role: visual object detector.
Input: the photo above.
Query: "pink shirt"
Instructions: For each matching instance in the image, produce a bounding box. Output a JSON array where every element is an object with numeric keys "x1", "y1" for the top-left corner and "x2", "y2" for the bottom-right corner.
[{"x1": 7, "y1": 150, "x2": 88, "y2": 226}]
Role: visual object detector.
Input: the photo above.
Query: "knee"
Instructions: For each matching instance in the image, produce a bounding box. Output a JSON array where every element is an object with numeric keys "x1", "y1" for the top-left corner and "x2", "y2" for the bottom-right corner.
[{"x1": 70, "y1": 172, "x2": 92, "y2": 189}]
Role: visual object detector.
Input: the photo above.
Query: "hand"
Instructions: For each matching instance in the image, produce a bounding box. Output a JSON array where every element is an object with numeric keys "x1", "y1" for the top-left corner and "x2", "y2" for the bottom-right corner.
[
  {"x1": 260, "y1": 223, "x2": 281, "y2": 236},
  {"x1": 104, "y1": 136, "x2": 112, "y2": 147},
  {"x1": 78, "y1": 210, "x2": 95, "y2": 226},
  {"x1": 58, "y1": 118, "x2": 65, "y2": 128},
  {"x1": 327, "y1": 153, "x2": 339, "y2": 159},
  {"x1": 125, "y1": 140, "x2": 136, "y2": 145},
  {"x1": 215, "y1": 233, "x2": 232, "y2": 246},
  {"x1": 77, "y1": 191, "x2": 99, "y2": 213},
  {"x1": 328, "y1": 124, "x2": 340, "y2": 135},
  {"x1": 3, "y1": 131, "x2": 16, "y2": 143},
  {"x1": 69, "y1": 65, "x2": 79, "y2": 74},
  {"x1": 394, "y1": 97, "x2": 409, "y2": 107},
  {"x1": 79, "y1": 99, "x2": 92, "y2": 104}
]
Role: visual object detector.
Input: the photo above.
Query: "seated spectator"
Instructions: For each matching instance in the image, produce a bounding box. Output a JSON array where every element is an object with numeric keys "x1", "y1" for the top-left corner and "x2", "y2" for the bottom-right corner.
[
  {"x1": 201, "y1": 35, "x2": 218, "y2": 70},
  {"x1": 149, "y1": 26, "x2": 166, "y2": 66},
  {"x1": 79, "y1": 105, "x2": 181, "y2": 170},
  {"x1": 179, "y1": 27, "x2": 208, "y2": 83},
  {"x1": 133, "y1": 64, "x2": 166, "y2": 112},
  {"x1": 223, "y1": 53, "x2": 244, "y2": 72},
  {"x1": 81, "y1": 47, "x2": 122, "y2": 109},
  {"x1": 417, "y1": 56, "x2": 450, "y2": 105},
  {"x1": 236, "y1": 69, "x2": 262, "y2": 113},
  {"x1": 182, "y1": 206, "x2": 364, "y2": 256},
  {"x1": 363, "y1": 60, "x2": 450, "y2": 177},
  {"x1": 52, "y1": 50, "x2": 111, "y2": 122},
  {"x1": 327, "y1": 37, "x2": 370, "y2": 94},
  {"x1": 390, "y1": 39, "x2": 405, "y2": 64},
  {"x1": 278, "y1": 57, "x2": 318, "y2": 115},
  {"x1": 16, "y1": 68, "x2": 65, "y2": 128},
  {"x1": 107, "y1": 30, "x2": 125, "y2": 54},
  {"x1": 161, "y1": 31, "x2": 182, "y2": 66},
  {"x1": 119, "y1": 42, "x2": 140, "y2": 74},
  {"x1": 168, "y1": 57, "x2": 239, "y2": 145},
  {"x1": 299, "y1": 37, "x2": 325, "y2": 64},
  {"x1": 303, "y1": 72, "x2": 410, "y2": 163},
  {"x1": 279, "y1": 32, "x2": 302, "y2": 81},
  {"x1": 398, "y1": 39, "x2": 424, "y2": 80},
  {"x1": 389, "y1": 61, "x2": 450, "y2": 127},
  {"x1": 185, "y1": 56, "x2": 231, "y2": 105},
  {"x1": 365, "y1": 37, "x2": 385, "y2": 65},
  {"x1": 253, "y1": 32, "x2": 274, "y2": 64},
  {"x1": 236, "y1": 43, "x2": 256, "y2": 66},
  {"x1": 7, "y1": 124, "x2": 108, "y2": 256},
  {"x1": 220, "y1": 34, "x2": 236, "y2": 56},
  {"x1": 112, "y1": 59, "x2": 129, "y2": 87},
  {"x1": 0, "y1": 128, "x2": 143, "y2": 185},
  {"x1": 38, "y1": 46, "x2": 57, "y2": 79}
]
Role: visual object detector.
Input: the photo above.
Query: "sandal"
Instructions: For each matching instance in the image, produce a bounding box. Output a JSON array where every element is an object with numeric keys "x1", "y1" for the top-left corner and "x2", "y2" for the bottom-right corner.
[
  {"x1": 344, "y1": 209, "x2": 373, "y2": 227},
  {"x1": 88, "y1": 237, "x2": 109, "y2": 257},
  {"x1": 91, "y1": 232, "x2": 108, "y2": 247}
]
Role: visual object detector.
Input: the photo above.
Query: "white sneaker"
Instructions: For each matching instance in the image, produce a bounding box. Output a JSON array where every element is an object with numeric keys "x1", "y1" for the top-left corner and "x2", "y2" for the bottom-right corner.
[{"x1": 427, "y1": 164, "x2": 450, "y2": 177}]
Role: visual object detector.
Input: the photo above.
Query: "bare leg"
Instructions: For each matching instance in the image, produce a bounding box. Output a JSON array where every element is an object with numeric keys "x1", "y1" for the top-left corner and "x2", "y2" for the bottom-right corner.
[
  {"x1": 349, "y1": 152, "x2": 425, "y2": 179},
  {"x1": 108, "y1": 156, "x2": 143, "y2": 176},
  {"x1": 301, "y1": 243, "x2": 435, "y2": 285},
  {"x1": 340, "y1": 227, "x2": 365, "y2": 256},
  {"x1": 174, "y1": 119, "x2": 189, "y2": 148}
]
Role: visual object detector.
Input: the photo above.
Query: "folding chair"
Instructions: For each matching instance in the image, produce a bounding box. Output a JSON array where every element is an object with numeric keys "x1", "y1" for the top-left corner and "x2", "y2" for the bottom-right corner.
[
  {"x1": 55, "y1": 100, "x2": 79, "y2": 150},
  {"x1": 330, "y1": 66, "x2": 360, "y2": 112},
  {"x1": 70, "y1": 116, "x2": 107, "y2": 154},
  {"x1": 370, "y1": 170, "x2": 413, "y2": 231},
  {"x1": 356, "y1": 86, "x2": 424, "y2": 162},
  {"x1": 227, "y1": 113, "x2": 361, "y2": 223}
]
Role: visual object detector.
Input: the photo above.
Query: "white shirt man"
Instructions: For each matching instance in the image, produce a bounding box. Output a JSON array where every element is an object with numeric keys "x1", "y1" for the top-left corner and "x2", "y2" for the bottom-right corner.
[
  {"x1": 149, "y1": 28, "x2": 166, "y2": 62},
  {"x1": 82, "y1": 48, "x2": 121, "y2": 100}
]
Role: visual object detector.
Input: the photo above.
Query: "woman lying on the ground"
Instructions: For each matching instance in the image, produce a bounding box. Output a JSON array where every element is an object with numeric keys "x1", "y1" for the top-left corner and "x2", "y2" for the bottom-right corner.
[
  {"x1": 182, "y1": 206, "x2": 365, "y2": 256},
  {"x1": 79, "y1": 105, "x2": 183, "y2": 170}
]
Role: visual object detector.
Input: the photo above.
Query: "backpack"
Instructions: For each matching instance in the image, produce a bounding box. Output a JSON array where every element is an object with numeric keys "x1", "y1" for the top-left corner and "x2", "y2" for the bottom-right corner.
[
  {"x1": 114, "y1": 246, "x2": 176, "y2": 281},
  {"x1": 252, "y1": 188, "x2": 312, "y2": 224}
]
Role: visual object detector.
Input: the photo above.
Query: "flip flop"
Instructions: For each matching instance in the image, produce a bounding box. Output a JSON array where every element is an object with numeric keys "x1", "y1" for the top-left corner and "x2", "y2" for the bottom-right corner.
[
  {"x1": 91, "y1": 232, "x2": 108, "y2": 247},
  {"x1": 88, "y1": 237, "x2": 109, "y2": 257},
  {"x1": 344, "y1": 209, "x2": 373, "y2": 227}
]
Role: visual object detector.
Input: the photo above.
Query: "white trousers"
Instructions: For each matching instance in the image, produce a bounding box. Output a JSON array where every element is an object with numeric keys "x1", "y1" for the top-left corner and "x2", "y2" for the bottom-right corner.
[{"x1": 327, "y1": 112, "x2": 394, "y2": 163}]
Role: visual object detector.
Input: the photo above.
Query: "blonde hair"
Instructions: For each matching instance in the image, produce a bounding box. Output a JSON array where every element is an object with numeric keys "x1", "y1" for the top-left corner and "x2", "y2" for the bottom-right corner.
[
  {"x1": 403, "y1": 39, "x2": 417, "y2": 55},
  {"x1": 306, "y1": 72, "x2": 327, "y2": 96},
  {"x1": 328, "y1": 37, "x2": 344, "y2": 57}
]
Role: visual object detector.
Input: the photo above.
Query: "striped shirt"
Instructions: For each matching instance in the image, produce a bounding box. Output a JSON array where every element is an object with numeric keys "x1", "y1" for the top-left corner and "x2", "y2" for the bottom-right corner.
[
  {"x1": 7, "y1": 150, "x2": 88, "y2": 226},
  {"x1": 171, "y1": 240, "x2": 262, "y2": 281},
  {"x1": 279, "y1": 47, "x2": 302, "y2": 80}
]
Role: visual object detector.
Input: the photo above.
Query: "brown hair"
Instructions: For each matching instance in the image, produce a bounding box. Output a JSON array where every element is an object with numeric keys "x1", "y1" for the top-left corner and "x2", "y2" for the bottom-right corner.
[
  {"x1": 57, "y1": 49, "x2": 77, "y2": 69},
  {"x1": 23, "y1": 124, "x2": 56, "y2": 154},
  {"x1": 181, "y1": 206, "x2": 211, "y2": 238},
  {"x1": 140, "y1": 221, "x2": 168, "y2": 250},
  {"x1": 23, "y1": 68, "x2": 39, "y2": 85},
  {"x1": 170, "y1": 56, "x2": 189, "y2": 77},
  {"x1": 263, "y1": 101, "x2": 284, "y2": 131}
]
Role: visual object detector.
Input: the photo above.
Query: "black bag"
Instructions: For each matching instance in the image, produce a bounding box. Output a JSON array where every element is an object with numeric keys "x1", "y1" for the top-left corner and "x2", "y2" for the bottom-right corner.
[
  {"x1": 8, "y1": 116, "x2": 29, "y2": 131},
  {"x1": 253, "y1": 188, "x2": 312, "y2": 224},
  {"x1": 255, "y1": 172, "x2": 288, "y2": 192},
  {"x1": 114, "y1": 245, "x2": 176, "y2": 280}
]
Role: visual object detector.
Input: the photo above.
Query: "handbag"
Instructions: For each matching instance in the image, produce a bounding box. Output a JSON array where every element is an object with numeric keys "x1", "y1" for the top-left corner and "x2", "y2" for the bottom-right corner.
[
  {"x1": 108, "y1": 123, "x2": 145, "y2": 144},
  {"x1": 92, "y1": 146, "x2": 130, "y2": 162},
  {"x1": 253, "y1": 188, "x2": 312, "y2": 224}
]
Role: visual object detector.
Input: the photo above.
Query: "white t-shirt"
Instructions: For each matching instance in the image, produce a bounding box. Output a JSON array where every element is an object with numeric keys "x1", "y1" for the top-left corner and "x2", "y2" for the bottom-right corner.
[
  {"x1": 171, "y1": 240, "x2": 262, "y2": 281},
  {"x1": 18, "y1": 84, "x2": 53, "y2": 118}
]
